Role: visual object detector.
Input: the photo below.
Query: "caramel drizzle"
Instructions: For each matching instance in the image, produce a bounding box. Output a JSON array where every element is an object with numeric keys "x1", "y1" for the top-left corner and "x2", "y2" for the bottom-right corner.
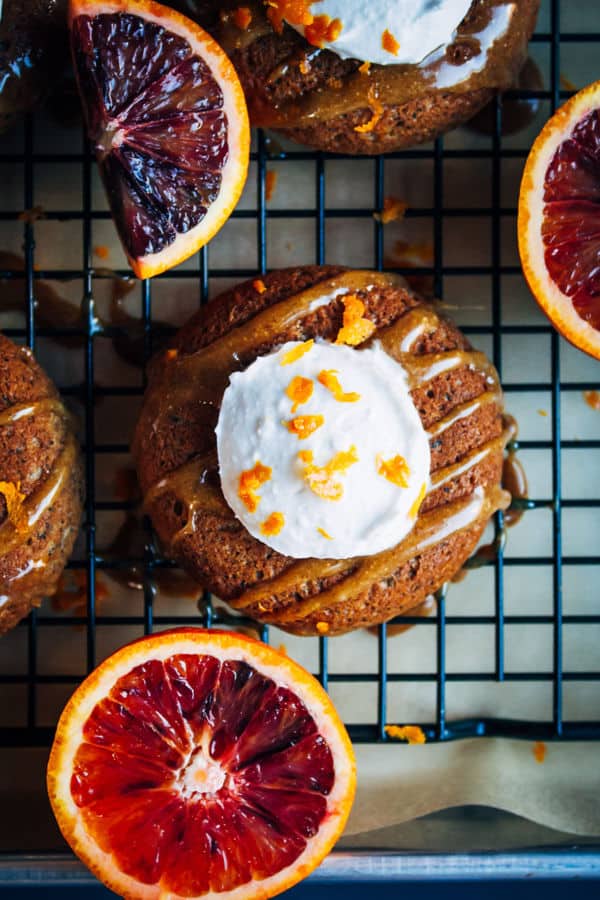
[
  {"x1": 0, "y1": 396, "x2": 64, "y2": 427},
  {"x1": 213, "y1": 0, "x2": 531, "y2": 129},
  {"x1": 0, "y1": 396, "x2": 78, "y2": 594},
  {"x1": 143, "y1": 270, "x2": 512, "y2": 623},
  {"x1": 235, "y1": 483, "x2": 510, "y2": 622}
]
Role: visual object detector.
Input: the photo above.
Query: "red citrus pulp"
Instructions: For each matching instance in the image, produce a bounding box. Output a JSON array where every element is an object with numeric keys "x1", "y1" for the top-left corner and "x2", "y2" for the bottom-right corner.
[
  {"x1": 519, "y1": 80, "x2": 600, "y2": 358},
  {"x1": 69, "y1": 0, "x2": 249, "y2": 279},
  {"x1": 47, "y1": 628, "x2": 356, "y2": 900}
]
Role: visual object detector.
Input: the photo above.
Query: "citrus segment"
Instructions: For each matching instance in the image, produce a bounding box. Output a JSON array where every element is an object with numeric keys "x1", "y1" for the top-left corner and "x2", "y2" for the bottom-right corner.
[
  {"x1": 518, "y1": 80, "x2": 600, "y2": 358},
  {"x1": 48, "y1": 629, "x2": 355, "y2": 900},
  {"x1": 69, "y1": 0, "x2": 249, "y2": 279}
]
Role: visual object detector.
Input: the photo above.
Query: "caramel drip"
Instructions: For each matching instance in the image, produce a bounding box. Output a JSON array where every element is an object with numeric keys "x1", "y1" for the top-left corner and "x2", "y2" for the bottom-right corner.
[
  {"x1": 428, "y1": 391, "x2": 500, "y2": 439},
  {"x1": 0, "y1": 431, "x2": 78, "y2": 561},
  {"x1": 162, "y1": 270, "x2": 402, "y2": 386},
  {"x1": 213, "y1": 1, "x2": 531, "y2": 128},
  {"x1": 502, "y1": 414, "x2": 529, "y2": 527},
  {"x1": 234, "y1": 482, "x2": 511, "y2": 622},
  {"x1": 144, "y1": 452, "x2": 224, "y2": 534},
  {"x1": 0, "y1": 396, "x2": 64, "y2": 427},
  {"x1": 431, "y1": 424, "x2": 513, "y2": 490},
  {"x1": 142, "y1": 269, "x2": 515, "y2": 624},
  {"x1": 0, "y1": 393, "x2": 78, "y2": 609}
]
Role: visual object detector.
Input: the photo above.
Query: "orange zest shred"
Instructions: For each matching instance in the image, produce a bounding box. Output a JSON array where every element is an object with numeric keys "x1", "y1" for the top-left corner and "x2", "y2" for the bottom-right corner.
[
  {"x1": 238, "y1": 461, "x2": 272, "y2": 514},
  {"x1": 0, "y1": 481, "x2": 28, "y2": 533},
  {"x1": 300, "y1": 445, "x2": 359, "y2": 501},
  {"x1": 265, "y1": 169, "x2": 278, "y2": 202},
  {"x1": 93, "y1": 244, "x2": 110, "y2": 260},
  {"x1": 374, "y1": 196, "x2": 408, "y2": 225},
  {"x1": 382, "y1": 28, "x2": 400, "y2": 56},
  {"x1": 266, "y1": 0, "x2": 315, "y2": 34},
  {"x1": 165, "y1": 348, "x2": 178, "y2": 361},
  {"x1": 316, "y1": 621, "x2": 330, "y2": 634},
  {"x1": 560, "y1": 73, "x2": 577, "y2": 93},
  {"x1": 385, "y1": 724, "x2": 426, "y2": 744},
  {"x1": 285, "y1": 414, "x2": 324, "y2": 439},
  {"x1": 409, "y1": 482, "x2": 427, "y2": 518},
  {"x1": 280, "y1": 339, "x2": 314, "y2": 366},
  {"x1": 583, "y1": 390, "x2": 600, "y2": 411},
  {"x1": 317, "y1": 527, "x2": 333, "y2": 540},
  {"x1": 305, "y1": 14, "x2": 343, "y2": 47},
  {"x1": 317, "y1": 369, "x2": 360, "y2": 403},
  {"x1": 537, "y1": 408, "x2": 548, "y2": 417},
  {"x1": 377, "y1": 454, "x2": 411, "y2": 488},
  {"x1": 285, "y1": 375, "x2": 314, "y2": 412},
  {"x1": 233, "y1": 6, "x2": 252, "y2": 29},
  {"x1": 335, "y1": 294, "x2": 376, "y2": 346},
  {"x1": 531, "y1": 741, "x2": 546, "y2": 763},
  {"x1": 253, "y1": 278, "x2": 267, "y2": 294},
  {"x1": 299, "y1": 57, "x2": 311, "y2": 75},
  {"x1": 260, "y1": 511, "x2": 285, "y2": 536},
  {"x1": 533, "y1": 741, "x2": 546, "y2": 763},
  {"x1": 354, "y1": 85, "x2": 385, "y2": 133},
  {"x1": 358, "y1": 60, "x2": 371, "y2": 75}
]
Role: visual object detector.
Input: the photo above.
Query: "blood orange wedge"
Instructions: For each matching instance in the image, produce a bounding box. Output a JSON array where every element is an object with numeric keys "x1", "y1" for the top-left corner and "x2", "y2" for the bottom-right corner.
[
  {"x1": 47, "y1": 628, "x2": 355, "y2": 900},
  {"x1": 69, "y1": 0, "x2": 249, "y2": 279},
  {"x1": 518, "y1": 80, "x2": 600, "y2": 359}
]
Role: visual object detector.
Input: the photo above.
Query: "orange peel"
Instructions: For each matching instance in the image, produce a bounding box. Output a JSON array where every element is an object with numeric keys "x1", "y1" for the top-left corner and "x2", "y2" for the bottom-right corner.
[{"x1": 317, "y1": 369, "x2": 360, "y2": 403}]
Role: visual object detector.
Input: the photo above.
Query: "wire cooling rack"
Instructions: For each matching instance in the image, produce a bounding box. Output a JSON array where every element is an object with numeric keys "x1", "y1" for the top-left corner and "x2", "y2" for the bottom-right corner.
[{"x1": 1, "y1": 0, "x2": 600, "y2": 755}]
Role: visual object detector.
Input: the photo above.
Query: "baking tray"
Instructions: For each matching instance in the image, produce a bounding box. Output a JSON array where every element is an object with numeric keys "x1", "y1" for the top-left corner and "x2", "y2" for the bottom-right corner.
[{"x1": 1, "y1": 0, "x2": 600, "y2": 886}]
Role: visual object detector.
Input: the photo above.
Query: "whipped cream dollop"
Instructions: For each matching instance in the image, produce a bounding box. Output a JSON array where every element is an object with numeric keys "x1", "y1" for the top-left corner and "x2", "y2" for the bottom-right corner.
[
  {"x1": 288, "y1": 0, "x2": 472, "y2": 66},
  {"x1": 216, "y1": 340, "x2": 430, "y2": 559}
]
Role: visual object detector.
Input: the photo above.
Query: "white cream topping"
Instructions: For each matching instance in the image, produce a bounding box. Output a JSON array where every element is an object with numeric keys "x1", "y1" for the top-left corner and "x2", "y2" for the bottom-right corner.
[
  {"x1": 216, "y1": 340, "x2": 430, "y2": 559},
  {"x1": 289, "y1": 0, "x2": 472, "y2": 66}
]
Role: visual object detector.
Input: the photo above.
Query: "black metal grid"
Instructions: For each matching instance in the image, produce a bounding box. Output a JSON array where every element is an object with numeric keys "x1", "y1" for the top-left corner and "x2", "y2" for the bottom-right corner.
[{"x1": 1, "y1": 0, "x2": 600, "y2": 753}]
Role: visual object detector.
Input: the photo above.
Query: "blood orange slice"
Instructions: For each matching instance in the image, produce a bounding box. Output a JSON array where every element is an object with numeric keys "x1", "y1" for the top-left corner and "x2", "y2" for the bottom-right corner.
[
  {"x1": 518, "y1": 80, "x2": 600, "y2": 359},
  {"x1": 47, "y1": 628, "x2": 355, "y2": 900},
  {"x1": 69, "y1": 0, "x2": 249, "y2": 279}
]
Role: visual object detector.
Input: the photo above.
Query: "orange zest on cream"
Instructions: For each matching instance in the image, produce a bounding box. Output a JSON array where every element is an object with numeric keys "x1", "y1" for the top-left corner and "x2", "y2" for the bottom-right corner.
[
  {"x1": 266, "y1": 0, "x2": 315, "y2": 33},
  {"x1": 260, "y1": 511, "x2": 285, "y2": 536},
  {"x1": 409, "y1": 483, "x2": 427, "y2": 518},
  {"x1": 317, "y1": 527, "x2": 333, "y2": 540},
  {"x1": 317, "y1": 369, "x2": 360, "y2": 402},
  {"x1": 385, "y1": 724, "x2": 426, "y2": 744},
  {"x1": 305, "y1": 14, "x2": 343, "y2": 47},
  {"x1": 238, "y1": 461, "x2": 272, "y2": 514},
  {"x1": 280, "y1": 339, "x2": 314, "y2": 365},
  {"x1": 358, "y1": 61, "x2": 371, "y2": 75},
  {"x1": 377, "y1": 454, "x2": 411, "y2": 488},
  {"x1": 285, "y1": 414, "x2": 325, "y2": 439},
  {"x1": 0, "y1": 481, "x2": 28, "y2": 533},
  {"x1": 381, "y1": 28, "x2": 400, "y2": 55},
  {"x1": 286, "y1": 375, "x2": 314, "y2": 412},
  {"x1": 300, "y1": 446, "x2": 359, "y2": 501},
  {"x1": 335, "y1": 294, "x2": 376, "y2": 346}
]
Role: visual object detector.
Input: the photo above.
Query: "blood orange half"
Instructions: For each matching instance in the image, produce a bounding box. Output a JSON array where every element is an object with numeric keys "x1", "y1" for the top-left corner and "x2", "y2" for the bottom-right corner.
[
  {"x1": 69, "y1": 0, "x2": 249, "y2": 279},
  {"x1": 518, "y1": 80, "x2": 600, "y2": 359},
  {"x1": 47, "y1": 628, "x2": 355, "y2": 900}
]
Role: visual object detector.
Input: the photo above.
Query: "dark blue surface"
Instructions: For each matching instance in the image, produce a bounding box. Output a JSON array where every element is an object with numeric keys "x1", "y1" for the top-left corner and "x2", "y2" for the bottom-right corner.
[{"x1": 5, "y1": 882, "x2": 600, "y2": 899}]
